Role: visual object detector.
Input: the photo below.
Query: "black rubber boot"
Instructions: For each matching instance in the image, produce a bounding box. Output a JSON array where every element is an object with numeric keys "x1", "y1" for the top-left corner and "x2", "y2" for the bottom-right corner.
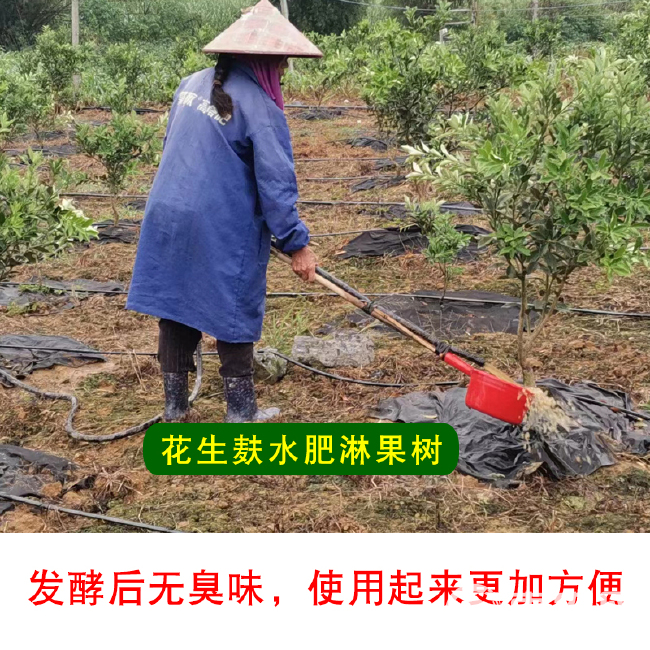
[
  {"x1": 163, "y1": 372, "x2": 189, "y2": 422},
  {"x1": 223, "y1": 376, "x2": 279, "y2": 423}
]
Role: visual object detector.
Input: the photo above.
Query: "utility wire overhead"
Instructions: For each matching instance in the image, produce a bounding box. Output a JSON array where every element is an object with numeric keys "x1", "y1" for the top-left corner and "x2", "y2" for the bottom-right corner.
[
  {"x1": 328, "y1": 0, "x2": 631, "y2": 13},
  {"x1": 329, "y1": 0, "x2": 470, "y2": 12}
]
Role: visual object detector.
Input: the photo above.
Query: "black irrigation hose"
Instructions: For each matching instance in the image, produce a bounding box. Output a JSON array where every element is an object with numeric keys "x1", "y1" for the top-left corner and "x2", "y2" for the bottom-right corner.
[
  {"x1": 3, "y1": 280, "x2": 650, "y2": 319},
  {"x1": 2, "y1": 349, "x2": 647, "y2": 424},
  {"x1": 136, "y1": 173, "x2": 397, "y2": 182},
  {"x1": 295, "y1": 157, "x2": 404, "y2": 163},
  {"x1": 62, "y1": 192, "x2": 413, "y2": 209},
  {"x1": 79, "y1": 104, "x2": 372, "y2": 113},
  {"x1": 63, "y1": 192, "x2": 146, "y2": 200},
  {"x1": 78, "y1": 104, "x2": 371, "y2": 113},
  {"x1": 302, "y1": 175, "x2": 398, "y2": 182},
  {"x1": 0, "y1": 344, "x2": 438, "y2": 389},
  {"x1": 555, "y1": 305, "x2": 650, "y2": 318},
  {"x1": 65, "y1": 191, "x2": 483, "y2": 214},
  {"x1": 267, "y1": 290, "x2": 650, "y2": 319},
  {"x1": 79, "y1": 106, "x2": 165, "y2": 114},
  {"x1": 278, "y1": 345, "x2": 650, "y2": 420},
  {"x1": 302, "y1": 200, "x2": 482, "y2": 212},
  {"x1": 286, "y1": 104, "x2": 372, "y2": 110},
  {"x1": 3, "y1": 283, "x2": 650, "y2": 319},
  {"x1": 270, "y1": 350, "x2": 459, "y2": 388},
  {"x1": 9, "y1": 149, "x2": 402, "y2": 167},
  {"x1": 565, "y1": 395, "x2": 650, "y2": 422},
  {"x1": 300, "y1": 199, "x2": 406, "y2": 207},
  {"x1": 0, "y1": 343, "x2": 154, "y2": 355},
  {"x1": 0, "y1": 344, "x2": 202, "y2": 442},
  {"x1": 310, "y1": 228, "x2": 390, "y2": 237},
  {"x1": 0, "y1": 493, "x2": 184, "y2": 533}
]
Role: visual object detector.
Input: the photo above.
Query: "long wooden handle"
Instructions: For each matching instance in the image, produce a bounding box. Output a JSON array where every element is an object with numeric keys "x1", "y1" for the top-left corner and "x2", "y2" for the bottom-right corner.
[{"x1": 272, "y1": 248, "x2": 440, "y2": 355}]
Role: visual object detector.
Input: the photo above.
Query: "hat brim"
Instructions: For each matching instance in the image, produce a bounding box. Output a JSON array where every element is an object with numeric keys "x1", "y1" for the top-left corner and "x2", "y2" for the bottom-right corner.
[
  {"x1": 202, "y1": 0, "x2": 323, "y2": 60},
  {"x1": 203, "y1": 46, "x2": 323, "y2": 58}
]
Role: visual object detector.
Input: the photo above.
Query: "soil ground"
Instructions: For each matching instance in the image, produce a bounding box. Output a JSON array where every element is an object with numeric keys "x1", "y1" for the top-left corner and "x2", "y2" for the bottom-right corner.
[{"x1": 1, "y1": 97, "x2": 649, "y2": 533}]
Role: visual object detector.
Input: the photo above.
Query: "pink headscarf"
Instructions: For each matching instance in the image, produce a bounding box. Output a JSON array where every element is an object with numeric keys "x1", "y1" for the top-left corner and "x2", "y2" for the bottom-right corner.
[{"x1": 240, "y1": 55, "x2": 285, "y2": 110}]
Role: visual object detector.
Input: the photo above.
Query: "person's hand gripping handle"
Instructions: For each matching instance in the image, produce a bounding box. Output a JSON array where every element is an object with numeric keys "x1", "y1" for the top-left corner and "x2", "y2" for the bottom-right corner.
[{"x1": 291, "y1": 245, "x2": 317, "y2": 282}]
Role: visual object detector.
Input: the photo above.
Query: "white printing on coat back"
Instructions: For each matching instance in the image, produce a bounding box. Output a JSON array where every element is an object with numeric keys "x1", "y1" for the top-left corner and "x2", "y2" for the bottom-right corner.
[{"x1": 177, "y1": 91, "x2": 231, "y2": 126}]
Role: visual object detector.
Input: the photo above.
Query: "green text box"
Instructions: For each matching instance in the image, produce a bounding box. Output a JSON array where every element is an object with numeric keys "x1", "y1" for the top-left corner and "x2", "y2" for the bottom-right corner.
[{"x1": 144, "y1": 423, "x2": 458, "y2": 476}]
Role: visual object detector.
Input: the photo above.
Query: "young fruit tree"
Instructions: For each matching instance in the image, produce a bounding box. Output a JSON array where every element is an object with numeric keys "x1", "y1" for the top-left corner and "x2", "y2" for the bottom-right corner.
[
  {"x1": 407, "y1": 53, "x2": 650, "y2": 386},
  {"x1": 0, "y1": 70, "x2": 54, "y2": 142},
  {"x1": 103, "y1": 41, "x2": 152, "y2": 89},
  {"x1": 404, "y1": 199, "x2": 470, "y2": 302},
  {"x1": 0, "y1": 151, "x2": 97, "y2": 281},
  {"x1": 35, "y1": 27, "x2": 85, "y2": 109},
  {"x1": 75, "y1": 112, "x2": 161, "y2": 225},
  {"x1": 360, "y1": 8, "x2": 525, "y2": 146},
  {"x1": 360, "y1": 7, "x2": 452, "y2": 144},
  {"x1": 285, "y1": 32, "x2": 354, "y2": 106}
]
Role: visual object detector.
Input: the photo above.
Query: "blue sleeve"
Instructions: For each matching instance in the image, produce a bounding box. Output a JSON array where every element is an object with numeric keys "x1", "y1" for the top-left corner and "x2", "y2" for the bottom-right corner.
[{"x1": 251, "y1": 124, "x2": 310, "y2": 253}]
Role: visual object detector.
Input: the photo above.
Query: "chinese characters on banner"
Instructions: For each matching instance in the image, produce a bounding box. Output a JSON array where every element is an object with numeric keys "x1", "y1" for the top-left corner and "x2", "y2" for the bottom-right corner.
[
  {"x1": 28, "y1": 569, "x2": 623, "y2": 606},
  {"x1": 160, "y1": 434, "x2": 441, "y2": 467},
  {"x1": 142, "y1": 424, "x2": 460, "y2": 476}
]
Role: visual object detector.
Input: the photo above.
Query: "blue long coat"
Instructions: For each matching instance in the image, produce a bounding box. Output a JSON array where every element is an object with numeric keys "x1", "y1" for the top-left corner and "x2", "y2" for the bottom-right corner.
[{"x1": 126, "y1": 61, "x2": 310, "y2": 342}]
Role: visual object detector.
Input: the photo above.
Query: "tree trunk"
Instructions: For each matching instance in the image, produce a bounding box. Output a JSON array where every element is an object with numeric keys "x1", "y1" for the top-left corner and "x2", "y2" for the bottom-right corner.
[
  {"x1": 111, "y1": 195, "x2": 120, "y2": 226},
  {"x1": 517, "y1": 276, "x2": 535, "y2": 387},
  {"x1": 440, "y1": 263, "x2": 448, "y2": 304}
]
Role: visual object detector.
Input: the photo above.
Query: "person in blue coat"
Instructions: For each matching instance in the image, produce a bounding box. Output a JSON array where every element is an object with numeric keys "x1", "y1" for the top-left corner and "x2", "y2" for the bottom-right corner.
[{"x1": 127, "y1": 2, "x2": 322, "y2": 422}]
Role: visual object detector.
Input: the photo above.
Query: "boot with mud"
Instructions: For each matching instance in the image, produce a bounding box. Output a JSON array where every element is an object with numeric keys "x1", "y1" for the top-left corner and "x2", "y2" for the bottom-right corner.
[
  {"x1": 223, "y1": 375, "x2": 280, "y2": 423},
  {"x1": 163, "y1": 372, "x2": 200, "y2": 423}
]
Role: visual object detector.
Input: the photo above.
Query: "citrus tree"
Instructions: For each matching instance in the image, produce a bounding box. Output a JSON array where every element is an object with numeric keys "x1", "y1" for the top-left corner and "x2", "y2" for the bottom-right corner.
[
  {"x1": 0, "y1": 151, "x2": 97, "y2": 281},
  {"x1": 75, "y1": 112, "x2": 161, "y2": 224},
  {"x1": 360, "y1": 10, "x2": 526, "y2": 145},
  {"x1": 360, "y1": 8, "x2": 451, "y2": 144},
  {"x1": 617, "y1": 0, "x2": 650, "y2": 81},
  {"x1": 104, "y1": 41, "x2": 152, "y2": 90},
  {"x1": 0, "y1": 69, "x2": 53, "y2": 141},
  {"x1": 520, "y1": 17, "x2": 564, "y2": 59},
  {"x1": 35, "y1": 27, "x2": 85, "y2": 109},
  {"x1": 408, "y1": 52, "x2": 650, "y2": 385},
  {"x1": 450, "y1": 22, "x2": 528, "y2": 105}
]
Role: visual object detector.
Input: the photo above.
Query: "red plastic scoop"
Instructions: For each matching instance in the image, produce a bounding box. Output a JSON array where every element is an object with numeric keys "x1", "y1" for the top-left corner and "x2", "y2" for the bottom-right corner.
[{"x1": 443, "y1": 353, "x2": 532, "y2": 425}]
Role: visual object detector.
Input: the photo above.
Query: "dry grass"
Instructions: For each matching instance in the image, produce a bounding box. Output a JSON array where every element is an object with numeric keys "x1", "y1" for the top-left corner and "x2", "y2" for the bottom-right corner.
[{"x1": 1, "y1": 99, "x2": 649, "y2": 533}]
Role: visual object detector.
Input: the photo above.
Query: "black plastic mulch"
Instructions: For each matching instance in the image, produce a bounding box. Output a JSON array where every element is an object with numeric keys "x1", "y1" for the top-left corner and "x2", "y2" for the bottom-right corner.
[
  {"x1": 13, "y1": 130, "x2": 67, "y2": 143},
  {"x1": 0, "y1": 278, "x2": 125, "y2": 309},
  {"x1": 295, "y1": 108, "x2": 344, "y2": 120},
  {"x1": 351, "y1": 175, "x2": 407, "y2": 193},
  {"x1": 0, "y1": 445, "x2": 76, "y2": 514},
  {"x1": 93, "y1": 218, "x2": 142, "y2": 244},
  {"x1": 346, "y1": 136, "x2": 392, "y2": 151},
  {"x1": 24, "y1": 277, "x2": 124, "y2": 295},
  {"x1": 374, "y1": 157, "x2": 407, "y2": 171},
  {"x1": 336, "y1": 224, "x2": 490, "y2": 259},
  {"x1": 0, "y1": 334, "x2": 105, "y2": 377},
  {"x1": 333, "y1": 290, "x2": 538, "y2": 338},
  {"x1": 124, "y1": 199, "x2": 147, "y2": 212},
  {"x1": 372, "y1": 379, "x2": 650, "y2": 485},
  {"x1": 5, "y1": 143, "x2": 77, "y2": 157}
]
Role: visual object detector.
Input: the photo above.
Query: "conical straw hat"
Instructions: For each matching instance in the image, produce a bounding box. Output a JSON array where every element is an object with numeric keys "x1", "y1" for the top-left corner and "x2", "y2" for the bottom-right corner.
[{"x1": 203, "y1": 0, "x2": 323, "y2": 58}]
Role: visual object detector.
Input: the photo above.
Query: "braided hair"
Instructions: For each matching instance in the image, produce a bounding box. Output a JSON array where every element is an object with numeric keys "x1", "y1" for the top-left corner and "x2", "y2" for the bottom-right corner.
[{"x1": 211, "y1": 55, "x2": 234, "y2": 119}]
